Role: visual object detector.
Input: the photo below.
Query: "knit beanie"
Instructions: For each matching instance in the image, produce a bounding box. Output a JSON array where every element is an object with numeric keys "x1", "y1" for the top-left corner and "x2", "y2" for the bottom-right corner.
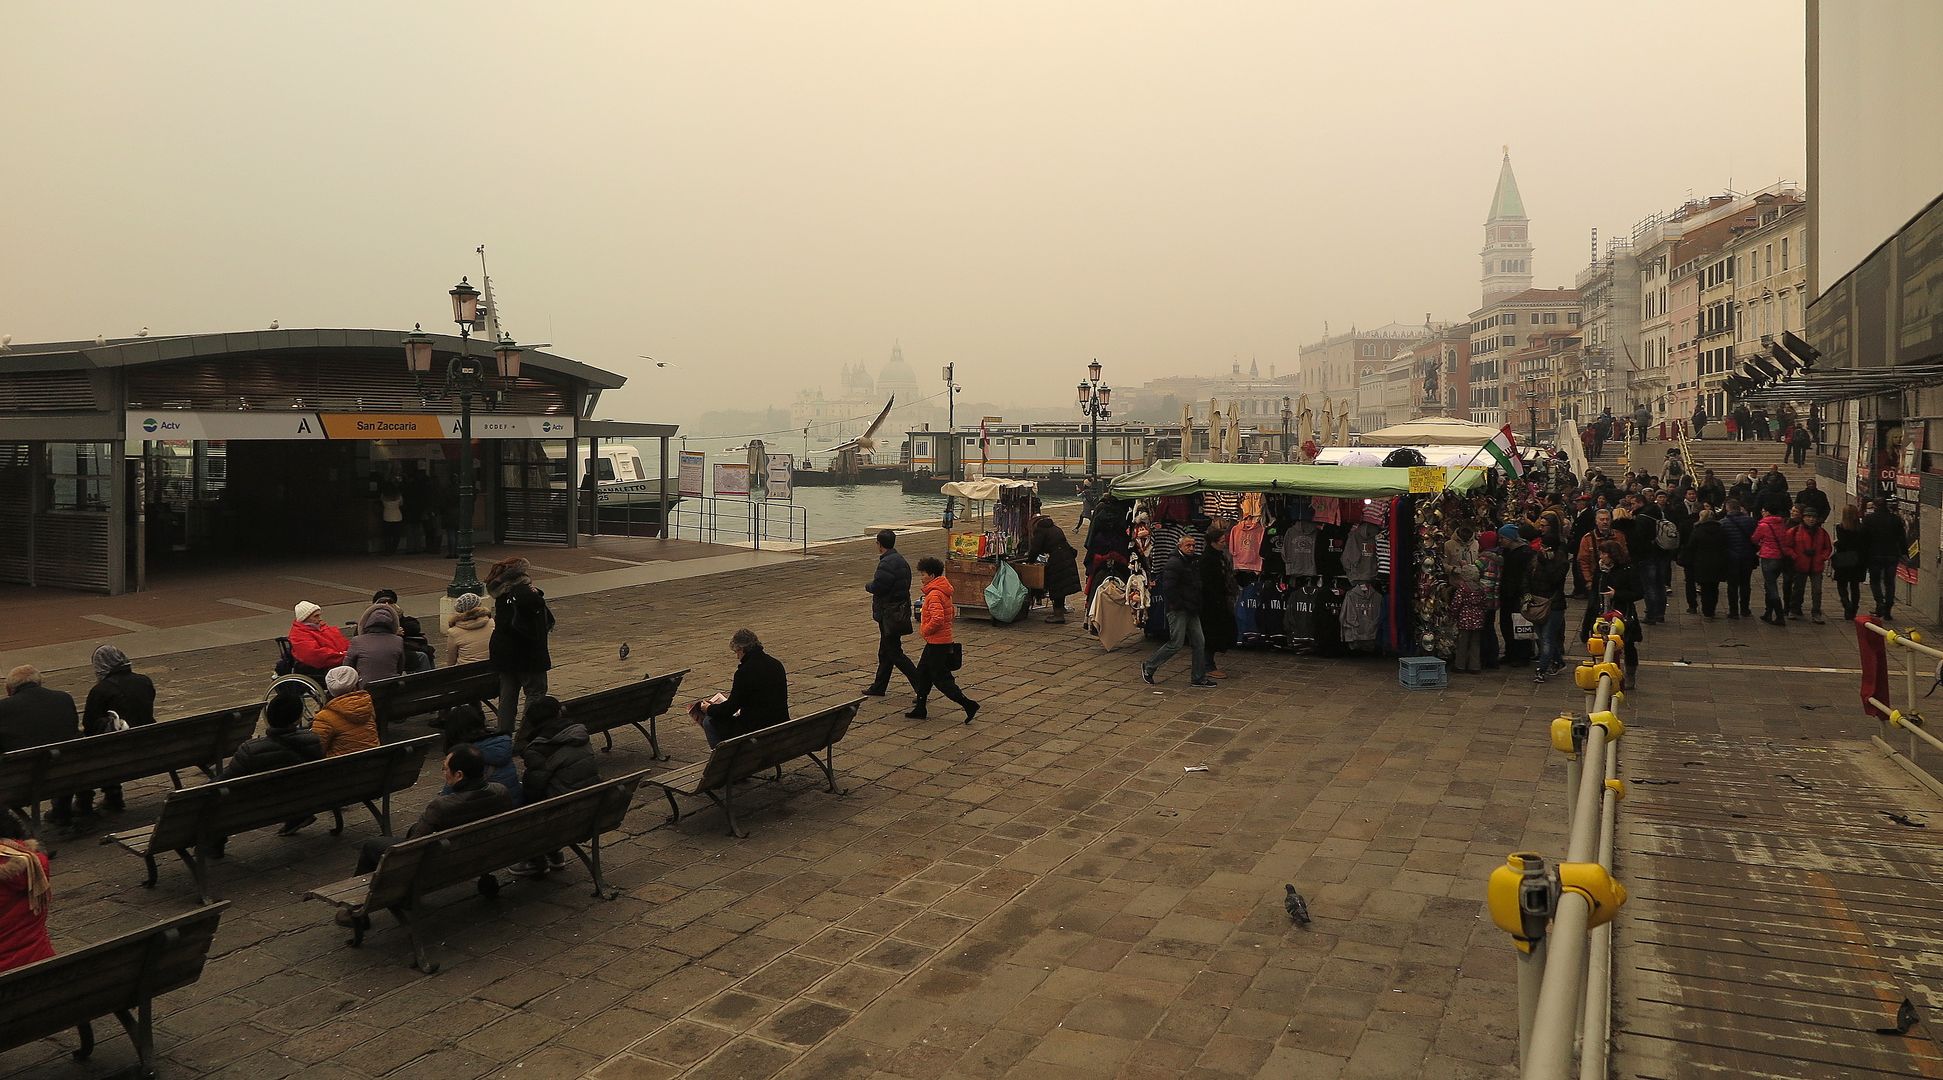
[
  {"x1": 294, "y1": 601, "x2": 322, "y2": 622},
  {"x1": 265, "y1": 690, "x2": 306, "y2": 730},
  {"x1": 453, "y1": 592, "x2": 482, "y2": 614},
  {"x1": 91, "y1": 644, "x2": 131, "y2": 680},
  {"x1": 325, "y1": 666, "x2": 361, "y2": 696}
]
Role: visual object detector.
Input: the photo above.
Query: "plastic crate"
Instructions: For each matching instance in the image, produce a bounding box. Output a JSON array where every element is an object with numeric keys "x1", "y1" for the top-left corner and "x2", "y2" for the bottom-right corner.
[{"x1": 1398, "y1": 655, "x2": 1448, "y2": 690}]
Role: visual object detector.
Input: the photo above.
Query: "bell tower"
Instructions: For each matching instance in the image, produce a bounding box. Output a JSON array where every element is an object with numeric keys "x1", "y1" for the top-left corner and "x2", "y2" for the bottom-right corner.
[{"x1": 1481, "y1": 147, "x2": 1534, "y2": 304}]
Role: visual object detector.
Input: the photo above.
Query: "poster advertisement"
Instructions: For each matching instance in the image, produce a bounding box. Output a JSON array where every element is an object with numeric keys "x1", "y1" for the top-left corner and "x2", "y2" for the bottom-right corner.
[
  {"x1": 678, "y1": 451, "x2": 706, "y2": 498},
  {"x1": 1899, "y1": 498, "x2": 1921, "y2": 586},
  {"x1": 714, "y1": 462, "x2": 751, "y2": 497},
  {"x1": 747, "y1": 440, "x2": 768, "y2": 499},
  {"x1": 765, "y1": 454, "x2": 794, "y2": 501},
  {"x1": 1898, "y1": 426, "x2": 1925, "y2": 492},
  {"x1": 1846, "y1": 414, "x2": 1862, "y2": 495}
]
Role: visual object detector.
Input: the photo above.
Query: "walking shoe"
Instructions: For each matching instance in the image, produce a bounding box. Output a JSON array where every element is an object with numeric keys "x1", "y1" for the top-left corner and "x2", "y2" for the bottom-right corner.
[
  {"x1": 333, "y1": 909, "x2": 372, "y2": 931},
  {"x1": 277, "y1": 814, "x2": 318, "y2": 836},
  {"x1": 1045, "y1": 612, "x2": 1067, "y2": 624},
  {"x1": 903, "y1": 709, "x2": 929, "y2": 719},
  {"x1": 1687, "y1": 605, "x2": 1698, "y2": 615},
  {"x1": 963, "y1": 701, "x2": 980, "y2": 724},
  {"x1": 1189, "y1": 679, "x2": 1218, "y2": 688},
  {"x1": 1812, "y1": 613, "x2": 1825, "y2": 624},
  {"x1": 1207, "y1": 669, "x2": 1227, "y2": 680},
  {"x1": 546, "y1": 851, "x2": 567, "y2": 870},
  {"x1": 1533, "y1": 670, "x2": 1548, "y2": 684},
  {"x1": 1141, "y1": 667, "x2": 1156, "y2": 685},
  {"x1": 511, "y1": 859, "x2": 549, "y2": 878},
  {"x1": 859, "y1": 687, "x2": 887, "y2": 698}
]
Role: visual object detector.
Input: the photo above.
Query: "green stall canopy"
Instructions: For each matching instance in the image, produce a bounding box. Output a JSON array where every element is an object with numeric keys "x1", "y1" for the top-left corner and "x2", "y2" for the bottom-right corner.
[{"x1": 1106, "y1": 459, "x2": 1487, "y2": 499}]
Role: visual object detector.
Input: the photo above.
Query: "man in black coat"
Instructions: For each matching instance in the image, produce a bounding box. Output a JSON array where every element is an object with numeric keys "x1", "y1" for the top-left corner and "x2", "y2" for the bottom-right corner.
[
  {"x1": 1794, "y1": 478, "x2": 1831, "y2": 522},
  {"x1": 214, "y1": 690, "x2": 326, "y2": 849},
  {"x1": 348, "y1": 744, "x2": 515, "y2": 883},
  {"x1": 1141, "y1": 534, "x2": 1212, "y2": 687},
  {"x1": 700, "y1": 628, "x2": 790, "y2": 746},
  {"x1": 1865, "y1": 502, "x2": 1910, "y2": 618},
  {"x1": 0, "y1": 666, "x2": 82, "y2": 824},
  {"x1": 862, "y1": 530, "x2": 919, "y2": 697}
]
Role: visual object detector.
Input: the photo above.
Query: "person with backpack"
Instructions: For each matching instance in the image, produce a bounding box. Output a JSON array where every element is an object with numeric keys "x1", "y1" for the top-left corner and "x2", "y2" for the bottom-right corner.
[
  {"x1": 486, "y1": 556, "x2": 554, "y2": 736},
  {"x1": 1785, "y1": 510, "x2": 1833, "y2": 623},
  {"x1": 1788, "y1": 423, "x2": 1813, "y2": 467},
  {"x1": 1640, "y1": 500, "x2": 1682, "y2": 624},
  {"x1": 1864, "y1": 500, "x2": 1910, "y2": 619}
]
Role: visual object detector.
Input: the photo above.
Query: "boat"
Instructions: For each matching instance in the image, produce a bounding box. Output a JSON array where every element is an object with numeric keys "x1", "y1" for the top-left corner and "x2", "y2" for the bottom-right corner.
[{"x1": 545, "y1": 442, "x2": 682, "y2": 534}]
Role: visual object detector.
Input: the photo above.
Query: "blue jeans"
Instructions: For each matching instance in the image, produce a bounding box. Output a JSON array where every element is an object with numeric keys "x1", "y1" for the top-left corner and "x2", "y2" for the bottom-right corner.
[
  {"x1": 1538, "y1": 602, "x2": 1566, "y2": 671},
  {"x1": 1146, "y1": 610, "x2": 1207, "y2": 682},
  {"x1": 1760, "y1": 557, "x2": 1787, "y2": 618}
]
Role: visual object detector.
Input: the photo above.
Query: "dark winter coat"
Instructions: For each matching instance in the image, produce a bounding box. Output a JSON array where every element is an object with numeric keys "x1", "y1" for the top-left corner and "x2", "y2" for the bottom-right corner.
[
  {"x1": 705, "y1": 644, "x2": 790, "y2": 742},
  {"x1": 1590, "y1": 560, "x2": 1644, "y2": 645},
  {"x1": 0, "y1": 684, "x2": 80, "y2": 755},
  {"x1": 488, "y1": 573, "x2": 554, "y2": 672},
  {"x1": 344, "y1": 605, "x2": 405, "y2": 685},
  {"x1": 1834, "y1": 523, "x2": 1869, "y2": 583},
  {"x1": 410, "y1": 776, "x2": 515, "y2": 837},
  {"x1": 1161, "y1": 550, "x2": 1203, "y2": 614},
  {"x1": 1865, "y1": 508, "x2": 1909, "y2": 561},
  {"x1": 83, "y1": 667, "x2": 156, "y2": 735},
  {"x1": 1696, "y1": 478, "x2": 1726, "y2": 508},
  {"x1": 1757, "y1": 472, "x2": 1792, "y2": 518},
  {"x1": 1024, "y1": 517, "x2": 1082, "y2": 601},
  {"x1": 1794, "y1": 485, "x2": 1831, "y2": 521},
  {"x1": 866, "y1": 550, "x2": 914, "y2": 633},
  {"x1": 519, "y1": 723, "x2": 600, "y2": 805},
  {"x1": 222, "y1": 726, "x2": 325, "y2": 779},
  {"x1": 1680, "y1": 520, "x2": 1731, "y2": 584},
  {"x1": 1718, "y1": 511, "x2": 1757, "y2": 563},
  {"x1": 1200, "y1": 547, "x2": 1238, "y2": 654},
  {"x1": 1527, "y1": 546, "x2": 1570, "y2": 601}
]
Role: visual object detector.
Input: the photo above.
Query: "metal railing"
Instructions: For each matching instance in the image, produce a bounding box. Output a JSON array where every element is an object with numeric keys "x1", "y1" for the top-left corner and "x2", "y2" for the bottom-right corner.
[
  {"x1": 1491, "y1": 615, "x2": 1632, "y2": 1079},
  {"x1": 665, "y1": 495, "x2": 809, "y2": 553},
  {"x1": 1859, "y1": 621, "x2": 1943, "y2": 800}
]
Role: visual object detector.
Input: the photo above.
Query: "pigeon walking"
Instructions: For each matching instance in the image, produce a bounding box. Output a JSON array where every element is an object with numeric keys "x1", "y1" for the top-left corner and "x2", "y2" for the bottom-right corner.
[{"x1": 1284, "y1": 884, "x2": 1311, "y2": 929}]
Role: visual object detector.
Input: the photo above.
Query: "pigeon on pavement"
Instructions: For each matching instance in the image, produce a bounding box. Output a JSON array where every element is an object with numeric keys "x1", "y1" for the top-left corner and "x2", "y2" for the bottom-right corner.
[{"x1": 1284, "y1": 884, "x2": 1311, "y2": 929}]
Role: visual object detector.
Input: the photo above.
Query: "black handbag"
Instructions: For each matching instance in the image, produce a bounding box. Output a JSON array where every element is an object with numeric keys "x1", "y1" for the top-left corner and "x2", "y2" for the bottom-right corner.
[{"x1": 947, "y1": 643, "x2": 964, "y2": 671}]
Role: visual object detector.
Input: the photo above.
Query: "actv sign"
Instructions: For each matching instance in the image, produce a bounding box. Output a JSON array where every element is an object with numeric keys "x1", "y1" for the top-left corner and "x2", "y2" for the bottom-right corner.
[{"x1": 127, "y1": 412, "x2": 573, "y2": 441}]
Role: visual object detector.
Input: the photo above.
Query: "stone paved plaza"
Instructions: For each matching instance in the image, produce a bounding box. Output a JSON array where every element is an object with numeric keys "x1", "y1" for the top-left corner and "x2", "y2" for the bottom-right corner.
[{"x1": 0, "y1": 517, "x2": 1891, "y2": 1079}]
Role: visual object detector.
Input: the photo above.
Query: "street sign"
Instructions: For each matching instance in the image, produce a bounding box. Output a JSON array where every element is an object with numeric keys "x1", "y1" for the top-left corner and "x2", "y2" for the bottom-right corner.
[{"x1": 765, "y1": 453, "x2": 794, "y2": 500}]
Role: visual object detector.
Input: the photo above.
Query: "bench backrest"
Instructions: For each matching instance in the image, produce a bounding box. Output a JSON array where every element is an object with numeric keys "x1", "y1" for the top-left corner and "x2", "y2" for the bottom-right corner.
[
  {"x1": 366, "y1": 662, "x2": 499, "y2": 731},
  {"x1": 696, "y1": 699, "x2": 861, "y2": 792},
  {"x1": 0, "y1": 902, "x2": 229, "y2": 1052},
  {"x1": 146, "y1": 736, "x2": 438, "y2": 852},
  {"x1": 565, "y1": 669, "x2": 689, "y2": 735},
  {"x1": 363, "y1": 769, "x2": 650, "y2": 911},
  {"x1": 0, "y1": 704, "x2": 262, "y2": 806}
]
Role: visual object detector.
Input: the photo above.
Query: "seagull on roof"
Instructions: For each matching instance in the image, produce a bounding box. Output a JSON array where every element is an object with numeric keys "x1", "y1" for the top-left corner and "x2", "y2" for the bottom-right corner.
[{"x1": 269, "y1": 319, "x2": 280, "y2": 330}]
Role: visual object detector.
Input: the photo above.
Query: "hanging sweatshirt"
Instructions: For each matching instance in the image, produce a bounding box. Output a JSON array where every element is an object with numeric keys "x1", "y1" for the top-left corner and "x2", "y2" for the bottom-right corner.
[
  {"x1": 1229, "y1": 519, "x2": 1267, "y2": 573},
  {"x1": 1280, "y1": 522, "x2": 1319, "y2": 577}
]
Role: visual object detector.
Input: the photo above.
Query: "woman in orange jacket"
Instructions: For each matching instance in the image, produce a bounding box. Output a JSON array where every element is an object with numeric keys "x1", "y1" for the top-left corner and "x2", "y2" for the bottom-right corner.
[
  {"x1": 906, "y1": 558, "x2": 980, "y2": 723},
  {"x1": 312, "y1": 666, "x2": 381, "y2": 756}
]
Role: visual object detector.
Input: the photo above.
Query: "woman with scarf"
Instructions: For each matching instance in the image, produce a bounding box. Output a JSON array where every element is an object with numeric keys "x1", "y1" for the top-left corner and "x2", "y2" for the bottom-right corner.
[
  {"x1": 79, "y1": 644, "x2": 156, "y2": 815},
  {"x1": 486, "y1": 556, "x2": 554, "y2": 735},
  {"x1": 0, "y1": 808, "x2": 53, "y2": 973}
]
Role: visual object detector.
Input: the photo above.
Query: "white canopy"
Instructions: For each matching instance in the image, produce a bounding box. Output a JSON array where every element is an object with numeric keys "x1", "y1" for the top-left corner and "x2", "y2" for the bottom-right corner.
[
  {"x1": 1315, "y1": 445, "x2": 1493, "y2": 468},
  {"x1": 1359, "y1": 416, "x2": 1499, "y2": 445},
  {"x1": 941, "y1": 478, "x2": 1038, "y2": 501}
]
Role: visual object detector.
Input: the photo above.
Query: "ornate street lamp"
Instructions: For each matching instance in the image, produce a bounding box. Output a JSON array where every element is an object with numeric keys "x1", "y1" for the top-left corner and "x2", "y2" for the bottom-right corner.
[
  {"x1": 401, "y1": 276, "x2": 515, "y2": 599},
  {"x1": 1077, "y1": 359, "x2": 1111, "y2": 482}
]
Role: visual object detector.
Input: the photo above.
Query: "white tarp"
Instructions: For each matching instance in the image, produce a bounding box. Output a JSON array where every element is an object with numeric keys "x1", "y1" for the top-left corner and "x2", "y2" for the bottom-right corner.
[
  {"x1": 941, "y1": 478, "x2": 1038, "y2": 501},
  {"x1": 1316, "y1": 445, "x2": 1493, "y2": 468},
  {"x1": 1359, "y1": 416, "x2": 1499, "y2": 445}
]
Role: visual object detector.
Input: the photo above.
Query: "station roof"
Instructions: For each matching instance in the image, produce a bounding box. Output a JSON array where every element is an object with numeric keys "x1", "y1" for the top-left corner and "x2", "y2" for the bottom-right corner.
[{"x1": 0, "y1": 328, "x2": 628, "y2": 390}]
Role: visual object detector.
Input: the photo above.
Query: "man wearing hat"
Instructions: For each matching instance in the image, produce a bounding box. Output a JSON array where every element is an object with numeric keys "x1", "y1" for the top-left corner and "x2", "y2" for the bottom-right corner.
[{"x1": 288, "y1": 601, "x2": 349, "y2": 681}]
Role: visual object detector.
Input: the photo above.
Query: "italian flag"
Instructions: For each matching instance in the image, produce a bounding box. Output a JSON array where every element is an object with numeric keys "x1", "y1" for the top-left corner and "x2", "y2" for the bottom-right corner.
[{"x1": 1484, "y1": 425, "x2": 1525, "y2": 477}]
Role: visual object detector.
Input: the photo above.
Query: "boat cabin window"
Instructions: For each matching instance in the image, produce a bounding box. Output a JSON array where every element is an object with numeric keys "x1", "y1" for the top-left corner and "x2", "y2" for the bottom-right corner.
[{"x1": 584, "y1": 458, "x2": 617, "y2": 481}]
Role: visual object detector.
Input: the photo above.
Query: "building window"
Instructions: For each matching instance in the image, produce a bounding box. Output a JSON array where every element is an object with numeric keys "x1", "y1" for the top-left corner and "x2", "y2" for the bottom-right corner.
[{"x1": 1781, "y1": 237, "x2": 1789, "y2": 270}]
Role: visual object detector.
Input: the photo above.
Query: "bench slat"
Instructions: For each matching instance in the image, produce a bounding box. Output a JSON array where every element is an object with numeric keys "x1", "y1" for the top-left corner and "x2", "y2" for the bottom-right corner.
[
  {"x1": 568, "y1": 670, "x2": 688, "y2": 735},
  {"x1": 0, "y1": 704, "x2": 261, "y2": 807},
  {"x1": 0, "y1": 902, "x2": 228, "y2": 1054},
  {"x1": 649, "y1": 700, "x2": 861, "y2": 835},
  {"x1": 366, "y1": 662, "x2": 499, "y2": 733}
]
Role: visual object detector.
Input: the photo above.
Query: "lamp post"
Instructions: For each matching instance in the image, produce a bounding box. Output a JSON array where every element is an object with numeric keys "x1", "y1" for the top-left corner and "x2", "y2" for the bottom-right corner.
[
  {"x1": 941, "y1": 362, "x2": 958, "y2": 481},
  {"x1": 1523, "y1": 374, "x2": 1539, "y2": 447},
  {"x1": 1280, "y1": 396, "x2": 1293, "y2": 463},
  {"x1": 1076, "y1": 358, "x2": 1111, "y2": 482},
  {"x1": 403, "y1": 276, "x2": 523, "y2": 598}
]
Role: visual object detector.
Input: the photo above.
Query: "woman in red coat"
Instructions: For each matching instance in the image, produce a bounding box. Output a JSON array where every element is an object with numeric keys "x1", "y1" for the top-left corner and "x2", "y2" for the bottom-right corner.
[{"x1": 0, "y1": 809, "x2": 54, "y2": 973}]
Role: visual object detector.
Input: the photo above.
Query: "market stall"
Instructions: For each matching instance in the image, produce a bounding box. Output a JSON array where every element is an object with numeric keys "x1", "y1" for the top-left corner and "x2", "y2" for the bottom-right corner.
[
  {"x1": 941, "y1": 478, "x2": 1040, "y2": 621},
  {"x1": 1101, "y1": 460, "x2": 1505, "y2": 663}
]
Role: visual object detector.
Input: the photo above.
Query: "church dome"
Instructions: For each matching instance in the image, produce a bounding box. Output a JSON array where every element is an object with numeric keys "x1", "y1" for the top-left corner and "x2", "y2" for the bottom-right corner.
[{"x1": 876, "y1": 342, "x2": 920, "y2": 395}]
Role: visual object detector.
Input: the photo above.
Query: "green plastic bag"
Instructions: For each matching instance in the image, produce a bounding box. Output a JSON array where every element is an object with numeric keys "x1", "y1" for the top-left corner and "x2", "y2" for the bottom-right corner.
[{"x1": 985, "y1": 561, "x2": 1028, "y2": 624}]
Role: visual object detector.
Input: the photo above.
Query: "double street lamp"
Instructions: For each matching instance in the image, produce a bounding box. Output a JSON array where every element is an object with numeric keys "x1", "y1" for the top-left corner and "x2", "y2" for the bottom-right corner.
[
  {"x1": 1522, "y1": 374, "x2": 1540, "y2": 447},
  {"x1": 1280, "y1": 396, "x2": 1293, "y2": 463},
  {"x1": 1076, "y1": 359, "x2": 1112, "y2": 481},
  {"x1": 402, "y1": 276, "x2": 523, "y2": 598}
]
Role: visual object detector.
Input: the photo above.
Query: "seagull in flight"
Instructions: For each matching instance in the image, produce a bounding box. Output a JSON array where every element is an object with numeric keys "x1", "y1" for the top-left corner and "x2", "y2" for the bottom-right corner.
[{"x1": 637, "y1": 355, "x2": 671, "y2": 368}]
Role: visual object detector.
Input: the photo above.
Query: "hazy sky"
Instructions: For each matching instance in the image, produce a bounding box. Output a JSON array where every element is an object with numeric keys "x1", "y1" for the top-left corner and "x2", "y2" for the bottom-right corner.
[{"x1": 2, "y1": 1, "x2": 1805, "y2": 426}]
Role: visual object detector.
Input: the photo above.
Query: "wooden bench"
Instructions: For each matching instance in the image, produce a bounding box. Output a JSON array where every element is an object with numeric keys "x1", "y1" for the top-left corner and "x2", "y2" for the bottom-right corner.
[
  {"x1": 305, "y1": 769, "x2": 651, "y2": 973},
  {"x1": 648, "y1": 699, "x2": 861, "y2": 838},
  {"x1": 102, "y1": 735, "x2": 438, "y2": 903},
  {"x1": 365, "y1": 661, "x2": 499, "y2": 737},
  {"x1": 562, "y1": 668, "x2": 689, "y2": 758},
  {"x1": 0, "y1": 902, "x2": 229, "y2": 1080},
  {"x1": 0, "y1": 704, "x2": 262, "y2": 828}
]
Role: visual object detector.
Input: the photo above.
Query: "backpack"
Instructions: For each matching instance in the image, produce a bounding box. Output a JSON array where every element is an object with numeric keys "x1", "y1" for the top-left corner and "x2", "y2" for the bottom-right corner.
[{"x1": 1654, "y1": 516, "x2": 1681, "y2": 551}]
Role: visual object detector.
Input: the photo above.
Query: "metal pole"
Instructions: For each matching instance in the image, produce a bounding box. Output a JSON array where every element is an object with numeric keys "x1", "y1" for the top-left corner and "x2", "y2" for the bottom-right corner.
[
  {"x1": 1579, "y1": 749, "x2": 1620, "y2": 1080},
  {"x1": 1526, "y1": 892, "x2": 1593, "y2": 1076},
  {"x1": 1089, "y1": 396, "x2": 1100, "y2": 483},
  {"x1": 1519, "y1": 939, "x2": 1548, "y2": 1066},
  {"x1": 450, "y1": 333, "x2": 481, "y2": 598},
  {"x1": 659, "y1": 435, "x2": 670, "y2": 542}
]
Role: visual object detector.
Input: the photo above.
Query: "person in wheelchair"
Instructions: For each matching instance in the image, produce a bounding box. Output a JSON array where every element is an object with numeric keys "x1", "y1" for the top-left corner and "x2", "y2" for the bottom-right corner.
[{"x1": 284, "y1": 602, "x2": 348, "y2": 682}]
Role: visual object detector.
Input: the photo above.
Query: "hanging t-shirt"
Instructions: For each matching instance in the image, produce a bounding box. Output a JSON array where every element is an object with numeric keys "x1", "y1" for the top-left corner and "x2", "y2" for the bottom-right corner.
[
  {"x1": 1229, "y1": 519, "x2": 1267, "y2": 572},
  {"x1": 1341, "y1": 523, "x2": 1379, "y2": 582},
  {"x1": 1341, "y1": 583, "x2": 1382, "y2": 650},
  {"x1": 1257, "y1": 578, "x2": 1288, "y2": 644},
  {"x1": 1239, "y1": 492, "x2": 1266, "y2": 521},
  {"x1": 1280, "y1": 522, "x2": 1319, "y2": 577},
  {"x1": 1149, "y1": 523, "x2": 1187, "y2": 568},
  {"x1": 1234, "y1": 581, "x2": 1262, "y2": 644},
  {"x1": 1315, "y1": 523, "x2": 1348, "y2": 579},
  {"x1": 1204, "y1": 492, "x2": 1243, "y2": 520},
  {"x1": 1285, "y1": 582, "x2": 1318, "y2": 645},
  {"x1": 1313, "y1": 497, "x2": 1341, "y2": 526}
]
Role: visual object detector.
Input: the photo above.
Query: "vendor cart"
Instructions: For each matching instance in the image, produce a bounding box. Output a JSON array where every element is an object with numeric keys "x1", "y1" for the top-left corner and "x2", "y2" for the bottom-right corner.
[{"x1": 941, "y1": 478, "x2": 1040, "y2": 620}]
